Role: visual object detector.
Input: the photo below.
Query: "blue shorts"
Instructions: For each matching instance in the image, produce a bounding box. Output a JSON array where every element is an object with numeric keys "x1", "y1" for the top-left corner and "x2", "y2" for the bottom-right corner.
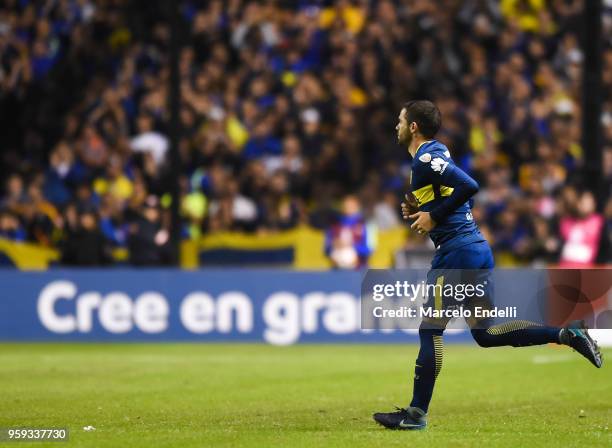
[
  {"x1": 423, "y1": 241, "x2": 495, "y2": 329},
  {"x1": 431, "y1": 241, "x2": 494, "y2": 269}
]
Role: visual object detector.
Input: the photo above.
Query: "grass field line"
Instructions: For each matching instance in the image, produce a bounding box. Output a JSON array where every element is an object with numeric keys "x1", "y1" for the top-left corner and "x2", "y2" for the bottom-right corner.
[{"x1": 532, "y1": 354, "x2": 575, "y2": 364}]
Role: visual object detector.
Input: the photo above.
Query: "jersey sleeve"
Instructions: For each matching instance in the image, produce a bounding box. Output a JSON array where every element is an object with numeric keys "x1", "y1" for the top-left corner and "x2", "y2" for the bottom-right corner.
[{"x1": 417, "y1": 150, "x2": 479, "y2": 224}]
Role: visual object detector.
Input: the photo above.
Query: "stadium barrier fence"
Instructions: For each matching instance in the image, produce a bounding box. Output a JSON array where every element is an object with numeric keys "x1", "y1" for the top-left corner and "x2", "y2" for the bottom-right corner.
[{"x1": 0, "y1": 226, "x2": 408, "y2": 270}]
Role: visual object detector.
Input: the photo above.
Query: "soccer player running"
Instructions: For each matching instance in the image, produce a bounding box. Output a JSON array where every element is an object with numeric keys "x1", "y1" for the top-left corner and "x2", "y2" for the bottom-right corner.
[{"x1": 373, "y1": 100, "x2": 603, "y2": 431}]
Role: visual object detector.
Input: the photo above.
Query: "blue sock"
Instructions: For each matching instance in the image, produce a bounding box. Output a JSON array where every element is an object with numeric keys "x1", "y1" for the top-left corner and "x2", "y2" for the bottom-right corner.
[
  {"x1": 472, "y1": 321, "x2": 560, "y2": 347},
  {"x1": 410, "y1": 328, "x2": 443, "y2": 413}
]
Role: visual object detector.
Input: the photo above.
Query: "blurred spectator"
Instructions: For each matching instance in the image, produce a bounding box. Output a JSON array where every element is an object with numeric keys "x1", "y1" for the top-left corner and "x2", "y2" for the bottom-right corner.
[
  {"x1": 130, "y1": 115, "x2": 169, "y2": 166},
  {"x1": 258, "y1": 172, "x2": 302, "y2": 231},
  {"x1": 1, "y1": 174, "x2": 27, "y2": 211},
  {"x1": 325, "y1": 195, "x2": 376, "y2": 269},
  {"x1": 93, "y1": 154, "x2": 134, "y2": 203},
  {"x1": 0, "y1": 211, "x2": 25, "y2": 241},
  {"x1": 373, "y1": 191, "x2": 401, "y2": 230},
  {"x1": 127, "y1": 195, "x2": 171, "y2": 266},
  {"x1": 559, "y1": 190, "x2": 604, "y2": 267},
  {"x1": 60, "y1": 208, "x2": 111, "y2": 266},
  {"x1": 208, "y1": 177, "x2": 258, "y2": 232}
]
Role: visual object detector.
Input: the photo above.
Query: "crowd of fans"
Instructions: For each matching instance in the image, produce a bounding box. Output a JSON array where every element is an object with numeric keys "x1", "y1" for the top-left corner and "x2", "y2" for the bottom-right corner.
[{"x1": 0, "y1": 0, "x2": 611, "y2": 266}]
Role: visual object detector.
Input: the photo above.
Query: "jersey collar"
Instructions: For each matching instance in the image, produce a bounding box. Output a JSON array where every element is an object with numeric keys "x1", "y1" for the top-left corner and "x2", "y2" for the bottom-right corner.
[{"x1": 414, "y1": 140, "x2": 435, "y2": 158}]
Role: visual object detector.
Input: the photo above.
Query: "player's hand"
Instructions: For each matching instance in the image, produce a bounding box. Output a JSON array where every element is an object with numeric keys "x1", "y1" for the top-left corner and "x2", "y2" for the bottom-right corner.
[
  {"x1": 401, "y1": 193, "x2": 418, "y2": 220},
  {"x1": 409, "y1": 211, "x2": 436, "y2": 234}
]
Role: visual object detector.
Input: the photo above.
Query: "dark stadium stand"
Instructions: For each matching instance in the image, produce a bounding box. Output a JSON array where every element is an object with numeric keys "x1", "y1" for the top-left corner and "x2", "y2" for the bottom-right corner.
[{"x1": 0, "y1": 0, "x2": 610, "y2": 267}]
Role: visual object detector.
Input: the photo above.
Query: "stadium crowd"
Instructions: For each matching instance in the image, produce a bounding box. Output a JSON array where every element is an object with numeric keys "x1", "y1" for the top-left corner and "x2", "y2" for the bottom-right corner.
[{"x1": 0, "y1": 0, "x2": 611, "y2": 266}]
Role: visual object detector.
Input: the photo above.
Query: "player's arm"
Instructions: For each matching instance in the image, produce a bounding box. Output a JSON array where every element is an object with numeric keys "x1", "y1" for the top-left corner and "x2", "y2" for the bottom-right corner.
[
  {"x1": 409, "y1": 153, "x2": 478, "y2": 233},
  {"x1": 428, "y1": 163, "x2": 479, "y2": 224}
]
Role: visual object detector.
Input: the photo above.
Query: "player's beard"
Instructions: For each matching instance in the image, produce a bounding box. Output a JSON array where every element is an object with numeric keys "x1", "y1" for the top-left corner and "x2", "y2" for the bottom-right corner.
[{"x1": 399, "y1": 131, "x2": 412, "y2": 149}]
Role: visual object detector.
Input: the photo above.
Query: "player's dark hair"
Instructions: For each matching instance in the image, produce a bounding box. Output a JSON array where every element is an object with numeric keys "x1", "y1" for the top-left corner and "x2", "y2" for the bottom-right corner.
[{"x1": 402, "y1": 100, "x2": 441, "y2": 138}]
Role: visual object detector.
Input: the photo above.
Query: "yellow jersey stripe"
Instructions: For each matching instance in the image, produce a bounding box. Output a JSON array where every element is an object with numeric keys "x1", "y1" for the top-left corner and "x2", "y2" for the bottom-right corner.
[{"x1": 412, "y1": 184, "x2": 454, "y2": 206}]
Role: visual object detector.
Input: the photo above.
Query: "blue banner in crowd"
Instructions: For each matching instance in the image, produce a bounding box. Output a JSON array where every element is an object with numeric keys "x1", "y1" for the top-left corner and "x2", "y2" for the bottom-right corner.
[{"x1": 0, "y1": 270, "x2": 472, "y2": 344}]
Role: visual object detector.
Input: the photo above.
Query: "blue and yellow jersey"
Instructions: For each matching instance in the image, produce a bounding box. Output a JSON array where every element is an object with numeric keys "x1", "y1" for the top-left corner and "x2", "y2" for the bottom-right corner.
[{"x1": 410, "y1": 140, "x2": 486, "y2": 254}]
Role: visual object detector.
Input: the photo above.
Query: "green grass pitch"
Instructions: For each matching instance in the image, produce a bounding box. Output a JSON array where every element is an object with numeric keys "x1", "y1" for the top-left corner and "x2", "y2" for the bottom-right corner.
[{"x1": 0, "y1": 343, "x2": 610, "y2": 447}]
